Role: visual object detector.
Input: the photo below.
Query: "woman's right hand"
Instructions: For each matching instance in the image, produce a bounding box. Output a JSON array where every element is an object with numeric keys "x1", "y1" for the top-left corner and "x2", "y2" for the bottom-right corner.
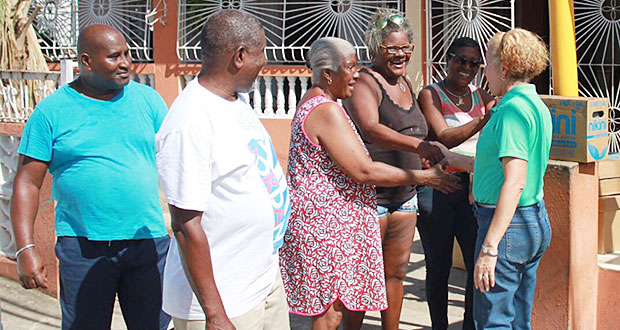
[
  {"x1": 418, "y1": 141, "x2": 449, "y2": 166},
  {"x1": 419, "y1": 165, "x2": 462, "y2": 194}
]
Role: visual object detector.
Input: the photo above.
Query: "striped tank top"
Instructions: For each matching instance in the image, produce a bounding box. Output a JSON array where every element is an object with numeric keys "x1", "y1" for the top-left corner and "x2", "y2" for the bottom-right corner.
[{"x1": 428, "y1": 83, "x2": 486, "y2": 155}]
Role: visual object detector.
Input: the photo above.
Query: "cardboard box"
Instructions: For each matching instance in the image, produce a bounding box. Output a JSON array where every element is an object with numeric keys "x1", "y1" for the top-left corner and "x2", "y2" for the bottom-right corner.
[
  {"x1": 599, "y1": 154, "x2": 620, "y2": 179},
  {"x1": 601, "y1": 178, "x2": 620, "y2": 196},
  {"x1": 540, "y1": 96, "x2": 610, "y2": 163},
  {"x1": 599, "y1": 195, "x2": 620, "y2": 253}
]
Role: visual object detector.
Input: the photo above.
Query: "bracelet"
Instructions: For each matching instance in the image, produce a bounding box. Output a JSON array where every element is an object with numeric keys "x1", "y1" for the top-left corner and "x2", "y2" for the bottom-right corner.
[
  {"x1": 481, "y1": 244, "x2": 498, "y2": 257},
  {"x1": 15, "y1": 243, "x2": 35, "y2": 258}
]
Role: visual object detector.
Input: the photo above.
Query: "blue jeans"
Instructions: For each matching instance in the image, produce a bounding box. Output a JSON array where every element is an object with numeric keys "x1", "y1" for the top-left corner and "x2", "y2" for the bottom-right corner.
[
  {"x1": 377, "y1": 194, "x2": 418, "y2": 218},
  {"x1": 417, "y1": 172, "x2": 476, "y2": 330},
  {"x1": 473, "y1": 200, "x2": 552, "y2": 330},
  {"x1": 56, "y1": 236, "x2": 171, "y2": 330}
]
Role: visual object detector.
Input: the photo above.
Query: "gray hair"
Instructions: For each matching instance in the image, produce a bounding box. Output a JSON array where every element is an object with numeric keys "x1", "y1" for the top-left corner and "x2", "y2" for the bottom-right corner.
[
  {"x1": 364, "y1": 9, "x2": 414, "y2": 60},
  {"x1": 200, "y1": 9, "x2": 263, "y2": 62},
  {"x1": 307, "y1": 37, "x2": 355, "y2": 84}
]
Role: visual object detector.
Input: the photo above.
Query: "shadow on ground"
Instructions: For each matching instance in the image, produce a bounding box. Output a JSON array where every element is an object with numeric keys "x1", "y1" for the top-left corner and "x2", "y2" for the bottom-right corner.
[{"x1": 0, "y1": 234, "x2": 467, "y2": 330}]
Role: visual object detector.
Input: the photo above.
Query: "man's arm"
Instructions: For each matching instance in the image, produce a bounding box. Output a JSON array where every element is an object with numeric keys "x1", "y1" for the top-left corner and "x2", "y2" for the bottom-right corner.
[
  {"x1": 11, "y1": 155, "x2": 49, "y2": 289},
  {"x1": 169, "y1": 205, "x2": 235, "y2": 330}
]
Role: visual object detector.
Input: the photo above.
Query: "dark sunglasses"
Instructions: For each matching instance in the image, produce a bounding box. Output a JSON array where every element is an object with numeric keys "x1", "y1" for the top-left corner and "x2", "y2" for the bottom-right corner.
[
  {"x1": 448, "y1": 53, "x2": 482, "y2": 68},
  {"x1": 380, "y1": 44, "x2": 414, "y2": 54},
  {"x1": 375, "y1": 14, "x2": 405, "y2": 29}
]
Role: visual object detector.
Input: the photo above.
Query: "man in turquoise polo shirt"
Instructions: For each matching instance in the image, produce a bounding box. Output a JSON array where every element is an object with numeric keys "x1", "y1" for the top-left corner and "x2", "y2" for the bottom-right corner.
[{"x1": 10, "y1": 25, "x2": 170, "y2": 330}]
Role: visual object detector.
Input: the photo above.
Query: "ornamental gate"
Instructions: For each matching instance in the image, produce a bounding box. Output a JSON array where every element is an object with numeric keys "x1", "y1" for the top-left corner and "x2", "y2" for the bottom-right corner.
[
  {"x1": 30, "y1": 0, "x2": 156, "y2": 61},
  {"x1": 425, "y1": 0, "x2": 515, "y2": 87},
  {"x1": 177, "y1": 0, "x2": 403, "y2": 64},
  {"x1": 574, "y1": 0, "x2": 620, "y2": 152}
]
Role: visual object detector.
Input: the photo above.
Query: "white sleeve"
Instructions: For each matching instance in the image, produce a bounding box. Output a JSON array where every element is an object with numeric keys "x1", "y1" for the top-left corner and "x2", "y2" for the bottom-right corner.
[{"x1": 156, "y1": 130, "x2": 212, "y2": 211}]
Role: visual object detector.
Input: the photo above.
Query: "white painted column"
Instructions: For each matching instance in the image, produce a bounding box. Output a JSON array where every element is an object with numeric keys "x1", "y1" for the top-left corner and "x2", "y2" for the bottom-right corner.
[{"x1": 263, "y1": 76, "x2": 273, "y2": 117}]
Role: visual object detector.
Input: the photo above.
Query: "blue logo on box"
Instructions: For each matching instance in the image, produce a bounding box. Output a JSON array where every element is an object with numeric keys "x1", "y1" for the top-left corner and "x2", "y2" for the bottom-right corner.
[
  {"x1": 550, "y1": 108, "x2": 575, "y2": 135},
  {"x1": 587, "y1": 142, "x2": 608, "y2": 160}
]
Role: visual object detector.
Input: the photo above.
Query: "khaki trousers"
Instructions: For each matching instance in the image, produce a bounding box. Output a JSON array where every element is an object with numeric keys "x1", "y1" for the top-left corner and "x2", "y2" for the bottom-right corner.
[{"x1": 173, "y1": 271, "x2": 289, "y2": 330}]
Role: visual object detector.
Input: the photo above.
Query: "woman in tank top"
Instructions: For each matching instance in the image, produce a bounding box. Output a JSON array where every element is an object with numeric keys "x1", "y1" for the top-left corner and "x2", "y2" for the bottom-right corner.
[
  {"x1": 343, "y1": 10, "x2": 462, "y2": 329},
  {"x1": 281, "y1": 37, "x2": 461, "y2": 330},
  {"x1": 417, "y1": 37, "x2": 495, "y2": 330}
]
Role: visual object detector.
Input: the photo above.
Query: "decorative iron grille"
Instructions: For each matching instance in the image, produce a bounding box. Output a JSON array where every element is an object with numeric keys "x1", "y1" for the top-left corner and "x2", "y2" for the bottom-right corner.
[
  {"x1": 177, "y1": 0, "x2": 403, "y2": 64},
  {"x1": 425, "y1": 0, "x2": 515, "y2": 86},
  {"x1": 30, "y1": 0, "x2": 154, "y2": 62},
  {"x1": 31, "y1": 0, "x2": 78, "y2": 60},
  {"x1": 574, "y1": 0, "x2": 620, "y2": 152}
]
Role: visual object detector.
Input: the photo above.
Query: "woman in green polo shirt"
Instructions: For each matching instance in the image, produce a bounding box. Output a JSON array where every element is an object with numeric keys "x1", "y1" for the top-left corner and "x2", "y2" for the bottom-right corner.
[{"x1": 472, "y1": 28, "x2": 552, "y2": 329}]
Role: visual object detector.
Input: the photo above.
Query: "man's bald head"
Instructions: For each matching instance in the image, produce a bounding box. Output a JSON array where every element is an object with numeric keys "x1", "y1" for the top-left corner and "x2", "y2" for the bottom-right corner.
[
  {"x1": 74, "y1": 24, "x2": 132, "y2": 93},
  {"x1": 77, "y1": 24, "x2": 127, "y2": 56},
  {"x1": 200, "y1": 10, "x2": 263, "y2": 63}
]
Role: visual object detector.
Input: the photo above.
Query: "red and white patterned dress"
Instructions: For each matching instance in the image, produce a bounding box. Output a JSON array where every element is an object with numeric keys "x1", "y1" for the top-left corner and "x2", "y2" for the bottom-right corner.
[{"x1": 280, "y1": 94, "x2": 387, "y2": 316}]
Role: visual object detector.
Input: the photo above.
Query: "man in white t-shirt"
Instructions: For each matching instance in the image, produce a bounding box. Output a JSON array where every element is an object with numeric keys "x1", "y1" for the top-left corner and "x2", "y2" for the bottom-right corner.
[{"x1": 156, "y1": 9, "x2": 291, "y2": 330}]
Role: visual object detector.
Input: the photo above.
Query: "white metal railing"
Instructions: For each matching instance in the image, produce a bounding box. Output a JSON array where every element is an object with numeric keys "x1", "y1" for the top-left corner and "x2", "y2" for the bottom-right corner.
[
  {"x1": 0, "y1": 71, "x2": 61, "y2": 123},
  {"x1": 182, "y1": 73, "x2": 312, "y2": 119},
  {"x1": 0, "y1": 62, "x2": 156, "y2": 126},
  {"x1": 0, "y1": 135, "x2": 21, "y2": 258}
]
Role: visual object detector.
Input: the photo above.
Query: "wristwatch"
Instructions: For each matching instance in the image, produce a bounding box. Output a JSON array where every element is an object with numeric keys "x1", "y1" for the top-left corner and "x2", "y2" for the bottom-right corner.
[{"x1": 481, "y1": 245, "x2": 498, "y2": 257}]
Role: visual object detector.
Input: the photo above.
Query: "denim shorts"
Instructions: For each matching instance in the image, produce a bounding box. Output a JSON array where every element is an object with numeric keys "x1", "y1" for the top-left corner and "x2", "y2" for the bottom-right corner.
[{"x1": 377, "y1": 194, "x2": 418, "y2": 218}]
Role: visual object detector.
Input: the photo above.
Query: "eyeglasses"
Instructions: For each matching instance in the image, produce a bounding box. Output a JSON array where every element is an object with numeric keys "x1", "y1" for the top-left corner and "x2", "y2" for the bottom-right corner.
[
  {"x1": 375, "y1": 14, "x2": 405, "y2": 30},
  {"x1": 448, "y1": 53, "x2": 482, "y2": 68},
  {"x1": 380, "y1": 44, "x2": 414, "y2": 54}
]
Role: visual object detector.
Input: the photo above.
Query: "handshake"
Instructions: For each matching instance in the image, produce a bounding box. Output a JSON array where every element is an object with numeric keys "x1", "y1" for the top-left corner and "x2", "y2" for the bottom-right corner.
[{"x1": 416, "y1": 141, "x2": 474, "y2": 195}]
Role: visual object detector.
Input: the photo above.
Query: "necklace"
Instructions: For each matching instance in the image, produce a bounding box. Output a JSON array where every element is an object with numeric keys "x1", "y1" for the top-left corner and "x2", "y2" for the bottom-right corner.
[
  {"x1": 370, "y1": 65, "x2": 407, "y2": 93},
  {"x1": 398, "y1": 79, "x2": 406, "y2": 93},
  {"x1": 442, "y1": 81, "x2": 469, "y2": 106}
]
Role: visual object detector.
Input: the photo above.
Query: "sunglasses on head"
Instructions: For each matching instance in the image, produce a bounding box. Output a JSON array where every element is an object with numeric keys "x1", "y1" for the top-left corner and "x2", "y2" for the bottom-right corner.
[
  {"x1": 375, "y1": 14, "x2": 405, "y2": 29},
  {"x1": 380, "y1": 44, "x2": 414, "y2": 54},
  {"x1": 448, "y1": 53, "x2": 482, "y2": 68}
]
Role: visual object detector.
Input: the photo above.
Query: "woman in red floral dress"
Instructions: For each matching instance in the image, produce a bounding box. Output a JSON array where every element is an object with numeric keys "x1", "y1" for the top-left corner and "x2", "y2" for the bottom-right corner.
[{"x1": 279, "y1": 37, "x2": 461, "y2": 330}]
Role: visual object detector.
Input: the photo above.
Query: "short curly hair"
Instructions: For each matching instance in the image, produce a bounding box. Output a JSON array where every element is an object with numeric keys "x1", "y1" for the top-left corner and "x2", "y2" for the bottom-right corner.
[
  {"x1": 487, "y1": 28, "x2": 549, "y2": 82},
  {"x1": 364, "y1": 9, "x2": 414, "y2": 60},
  {"x1": 200, "y1": 10, "x2": 262, "y2": 62}
]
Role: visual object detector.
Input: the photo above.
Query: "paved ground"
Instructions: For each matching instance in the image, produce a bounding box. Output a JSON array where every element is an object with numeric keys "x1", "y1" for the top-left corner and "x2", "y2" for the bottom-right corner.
[{"x1": 0, "y1": 233, "x2": 468, "y2": 329}]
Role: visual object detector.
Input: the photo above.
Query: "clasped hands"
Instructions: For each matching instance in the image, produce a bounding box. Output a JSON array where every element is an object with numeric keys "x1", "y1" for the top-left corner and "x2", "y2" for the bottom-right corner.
[
  {"x1": 417, "y1": 141, "x2": 471, "y2": 195},
  {"x1": 419, "y1": 141, "x2": 473, "y2": 173}
]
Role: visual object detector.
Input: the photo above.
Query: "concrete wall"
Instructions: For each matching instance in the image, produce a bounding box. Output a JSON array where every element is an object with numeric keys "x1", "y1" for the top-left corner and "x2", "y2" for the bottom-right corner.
[
  {"x1": 534, "y1": 162, "x2": 599, "y2": 329},
  {"x1": 598, "y1": 267, "x2": 620, "y2": 329}
]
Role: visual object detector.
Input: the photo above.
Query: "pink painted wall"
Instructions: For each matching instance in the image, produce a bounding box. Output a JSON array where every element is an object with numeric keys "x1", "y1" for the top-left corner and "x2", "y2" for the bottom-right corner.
[
  {"x1": 260, "y1": 119, "x2": 292, "y2": 172},
  {"x1": 533, "y1": 162, "x2": 599, "y2": 329},
  {"x1": 597, "y1": 267, "x2": 620, "y2": 329}
]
